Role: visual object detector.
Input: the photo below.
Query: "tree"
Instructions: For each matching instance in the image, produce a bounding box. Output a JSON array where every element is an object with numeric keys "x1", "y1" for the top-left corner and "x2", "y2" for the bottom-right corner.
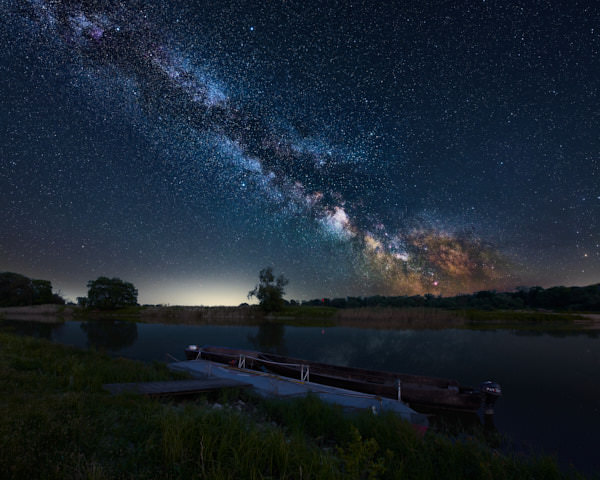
[
  {"x1": 0, "y1": 272, "x2": 31, "y2": 306},
  {"x1": 248, "y1": 267, "x2": 289, "y2": 312},
  {"x1": 0, "y1": 272, "x2": 64, "y2": 306},
  {"x1": 86, "y1": 277, "x2": 138, "y2": 310},
  {"x1": 32, "y1": 279, "x2": 53, "y2": 304}
]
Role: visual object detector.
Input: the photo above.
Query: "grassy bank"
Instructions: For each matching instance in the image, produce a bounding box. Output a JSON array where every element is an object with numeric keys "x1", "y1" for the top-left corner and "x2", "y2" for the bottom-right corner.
[
  {"x1": 334, "y1": 307, "x2": 466, "y2": 329},
  {"x1": 332, "y1": 306, "x2": 591, "y2": 331},
  {"x1": 0, "y1": 331, "x2": 583, "y2": 479},
  {"x1": 2, "y1": 304, "x2": 593, "y2": 331},
  {"x1": 265, "y1": 305, "x2": 338, "y2": 326}
]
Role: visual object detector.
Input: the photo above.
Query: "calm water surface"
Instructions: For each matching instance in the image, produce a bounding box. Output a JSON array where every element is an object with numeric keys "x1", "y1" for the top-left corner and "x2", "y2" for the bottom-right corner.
[{"x1": 3, "y1": 319, "x2": 599, "y2": 475}]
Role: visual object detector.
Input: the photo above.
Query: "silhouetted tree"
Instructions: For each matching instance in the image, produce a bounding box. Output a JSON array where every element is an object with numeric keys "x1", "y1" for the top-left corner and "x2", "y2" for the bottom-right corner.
[
  {"x1": 0, "y1": 272, "x2": 64, "y2": 306},
  {"x1": 0, "y1": 272, "x2": 32, "y2": 306},
  {"x1": 32, "y1": 280, "x2": 53, "y2": 304},
  {"x1": 248, "y1": 267, "x2": 288, "y2": 312},
  {"x1": 85, "y1": 277, "x2": 138, "y2": 310}
]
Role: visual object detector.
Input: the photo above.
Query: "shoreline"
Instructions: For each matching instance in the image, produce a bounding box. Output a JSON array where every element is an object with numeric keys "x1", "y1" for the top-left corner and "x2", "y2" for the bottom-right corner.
[
  {"x1": 1, "y1": 304, "x2": 597, "y2": 331},
  {"x1": 0, "y1": 330, "x2": 573, "y2": 478}
]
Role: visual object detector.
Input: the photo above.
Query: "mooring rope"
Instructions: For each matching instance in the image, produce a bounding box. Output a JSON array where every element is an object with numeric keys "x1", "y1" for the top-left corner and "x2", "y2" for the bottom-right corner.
[{"x1": 199, "y1": 353, "x2": 391, "y2": 401}]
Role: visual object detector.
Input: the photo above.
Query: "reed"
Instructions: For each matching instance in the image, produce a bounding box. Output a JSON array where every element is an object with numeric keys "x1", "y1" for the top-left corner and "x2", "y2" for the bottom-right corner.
[
  {"x1": 332, "y1": 307, "x2": 590, "y2": 331},
  {"x1": 334, "y1": 307, "x2": 467, "y2": 329},
  {"x1": 5, "y1": 303, "x2": 586, "y2": 330},
  {"x1": 141, "y1": 305, "x2": 265, "y2": 325},
  {"x1": 462, "y1": 309, "x2": 582, "y2": 323}
]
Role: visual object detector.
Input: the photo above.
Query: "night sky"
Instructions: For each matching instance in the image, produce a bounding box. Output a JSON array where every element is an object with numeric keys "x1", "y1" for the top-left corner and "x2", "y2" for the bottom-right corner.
[{"x1": 1, "y1": 0, "x2": 598, "y2": 305}]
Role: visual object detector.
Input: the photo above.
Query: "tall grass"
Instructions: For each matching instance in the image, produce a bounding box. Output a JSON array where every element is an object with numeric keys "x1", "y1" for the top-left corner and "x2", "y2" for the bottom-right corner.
[
  {"x1": 0, "y1": 331, "x2": 585, "y2": 479},
  {"x1": 334, "y1": 307, "x2": 467, "y2": 329},
  {"x1": 5, "y1": 303, "x2": 588, "y2": 330},
  {"x1": 141, "y1": 305, "x2": 265, "y2": 325},
  {"x1": 462, "y1": 309, "x2": 582, "y2": 323},
  {"x1": 333, "y1": 307, "x2": 589, "y2": 331}
]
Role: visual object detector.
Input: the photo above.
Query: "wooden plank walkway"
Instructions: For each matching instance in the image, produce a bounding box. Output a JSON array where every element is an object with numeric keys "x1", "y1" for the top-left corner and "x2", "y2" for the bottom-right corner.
[{"x1": 103, "y1": 378, "x2": 250, "y2": 397}]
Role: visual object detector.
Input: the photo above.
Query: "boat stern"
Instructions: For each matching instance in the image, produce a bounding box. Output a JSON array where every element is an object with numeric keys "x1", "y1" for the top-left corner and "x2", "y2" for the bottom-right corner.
[
  {"x1": 479, "y1": 381, "x2": 502, "y2": 415},
  {"x1": 185, "y1": 345, "x2": 201, "y2": 360}
]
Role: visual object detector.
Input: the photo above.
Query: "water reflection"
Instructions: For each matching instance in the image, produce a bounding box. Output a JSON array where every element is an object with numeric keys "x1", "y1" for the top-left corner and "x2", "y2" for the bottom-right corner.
[
  {"x1": 80, "y1": 320, "x2": 138, "y2": 352},
  {"x1": 512, "y1": 329, "x2": 600, "y2": 338},
  {"x1": 3, "y1": 318, "x2": 599, "y2": 474},
  {"x1": 0, "y1": 318, "x2": 65, "y2": 339},
  {"x1": 247, "y1": 322, "x2": 287, "y2": 354}
]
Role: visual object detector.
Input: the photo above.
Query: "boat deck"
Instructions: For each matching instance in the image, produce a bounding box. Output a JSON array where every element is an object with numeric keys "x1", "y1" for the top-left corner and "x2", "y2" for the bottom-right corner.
[
  {"x1": 169, "y1": 359, "x2": 428, "y2": 427},
  {"x1": 103, "y1": 378, "x2": 250, "y2": 397}
]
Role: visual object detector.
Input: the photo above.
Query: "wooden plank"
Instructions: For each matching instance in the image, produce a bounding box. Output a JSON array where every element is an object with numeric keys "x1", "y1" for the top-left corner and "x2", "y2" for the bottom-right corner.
[{"x1": 103, "y1": 378, "x2": 250, "y2": 396}]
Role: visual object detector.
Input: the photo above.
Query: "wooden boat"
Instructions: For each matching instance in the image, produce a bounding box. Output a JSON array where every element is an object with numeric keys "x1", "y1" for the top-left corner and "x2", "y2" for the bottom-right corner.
[
  {"x1": 184, "y1": 345, "x2": 501, "y2": 414},
  {"x1": 170, "y1": 357, "x2": 429, "y2": 427}
]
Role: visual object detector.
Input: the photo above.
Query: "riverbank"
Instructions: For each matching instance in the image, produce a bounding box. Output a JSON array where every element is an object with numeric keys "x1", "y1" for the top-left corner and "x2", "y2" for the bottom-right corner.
[
  {"x1": 1, "y1": 304, "x2": 594, "y2": 331},
  {"x1": 0, "y1": 331, "x2": 581, "y2": 479},
  {"x1": 0, "y1": 304, "x2": 75, "y2": 322}
]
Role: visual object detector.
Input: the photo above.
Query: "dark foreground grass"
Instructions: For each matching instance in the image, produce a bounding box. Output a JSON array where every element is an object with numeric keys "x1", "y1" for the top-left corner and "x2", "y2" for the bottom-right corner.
[{"x1": 0, "y1": 331, "x2": 584, "y2": 479}]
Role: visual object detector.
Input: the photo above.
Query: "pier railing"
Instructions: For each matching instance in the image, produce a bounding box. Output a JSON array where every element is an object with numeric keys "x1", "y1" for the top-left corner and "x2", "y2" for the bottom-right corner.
[{"x1": 192, "y1": 348, "x2": 402, "y2": 402}]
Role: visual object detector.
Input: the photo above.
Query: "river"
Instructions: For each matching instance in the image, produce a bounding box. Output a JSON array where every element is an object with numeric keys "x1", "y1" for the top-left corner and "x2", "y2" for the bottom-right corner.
[{"x1": 2, "y1": 318, "x2": 599, "y2": 475}]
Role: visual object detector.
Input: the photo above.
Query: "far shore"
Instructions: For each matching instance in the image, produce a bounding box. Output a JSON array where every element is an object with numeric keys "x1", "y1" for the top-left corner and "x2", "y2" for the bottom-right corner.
[
  {"x1": 1, "y1": 303, "x2": 598, "y2": 330},
  {"x1": 0, "y1": 304, "x2": 75, "y2": 323}
]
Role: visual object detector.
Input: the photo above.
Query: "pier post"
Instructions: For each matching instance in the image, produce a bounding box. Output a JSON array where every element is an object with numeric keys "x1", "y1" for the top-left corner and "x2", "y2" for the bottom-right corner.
[
  {"x1": 301, "y1": 364, "x2": 310, "y2": 382},
  {"x1": 397, "y1": 380, "x2": 402, "y2": 401}
]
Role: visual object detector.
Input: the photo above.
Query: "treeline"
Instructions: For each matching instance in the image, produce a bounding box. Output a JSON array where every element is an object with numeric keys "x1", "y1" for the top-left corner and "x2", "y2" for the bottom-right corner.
[
  {"x1": 0, "y1": 271, "x2": 139, "y2": 310},
  {"x1": 298, "y1": 284, "x2": 600, "y2": 312},
  {"x1": 0, "y1": 272, "x2": 65, "y2": 307}
]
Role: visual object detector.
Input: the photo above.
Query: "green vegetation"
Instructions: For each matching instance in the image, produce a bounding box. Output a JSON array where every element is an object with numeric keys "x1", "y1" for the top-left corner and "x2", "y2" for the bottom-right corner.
[
  {"x1": 280, "y1": 305, "x2": 338, "y2": 318},
  {"x1": 3, "y1": 302, "x2": 593, "y2": 332},
  {"x1": 462, "y1": 309, "x2": 584, "y2": 323},
  {"x1": 0, "y1": 330, "x2": 583, "y2": 479},
  {"x1": 73, "y1": 304, "x2": 145, "y2": 320},
  {"x1": 265, "y1": 305, "x2": 338, "y2": 326}
]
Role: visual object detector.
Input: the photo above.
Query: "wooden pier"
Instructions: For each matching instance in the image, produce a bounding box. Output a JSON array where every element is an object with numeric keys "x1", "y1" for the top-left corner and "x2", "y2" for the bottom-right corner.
[{"x1": 103, "y1": 378, "x2": 250, "y2": 397}]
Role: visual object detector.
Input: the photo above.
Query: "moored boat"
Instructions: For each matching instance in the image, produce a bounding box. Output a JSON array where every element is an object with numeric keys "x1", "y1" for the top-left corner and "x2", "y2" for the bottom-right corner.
[{"x1": 184, "y1": 345, "x2": 501, "y2": 414}]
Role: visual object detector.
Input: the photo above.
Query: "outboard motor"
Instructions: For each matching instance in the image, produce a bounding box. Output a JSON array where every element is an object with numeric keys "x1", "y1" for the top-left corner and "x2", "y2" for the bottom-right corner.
[
  {"x1": 480, "y1": 381, "x2": 502, "y2": 415},
  {"x1": 185, "y1": 345, "x2": 201, "y2": 360}
]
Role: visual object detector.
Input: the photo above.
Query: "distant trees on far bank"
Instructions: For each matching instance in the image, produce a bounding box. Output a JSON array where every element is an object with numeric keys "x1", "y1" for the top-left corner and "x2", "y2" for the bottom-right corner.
[
  {"x1": 80, "y1": 277, "x2": 138, "y2": 310},
  {"x1": 248, "y1": 267, "x2": 289, "y2": 312},
  {"x1": 3, "y1": 267, "x2": 598, "y2": 313},
  {"x1": 0, "y1": 272, "x2": 65, "y2": 307},
  {"x1": 299, "y1": 284, "x2": 600, "y2": 312}
]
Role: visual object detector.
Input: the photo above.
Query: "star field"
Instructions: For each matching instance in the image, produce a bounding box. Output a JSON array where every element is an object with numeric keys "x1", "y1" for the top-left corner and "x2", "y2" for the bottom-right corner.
[{"x1": 0, "y1": 0, "x2": 598, "y2": 305}]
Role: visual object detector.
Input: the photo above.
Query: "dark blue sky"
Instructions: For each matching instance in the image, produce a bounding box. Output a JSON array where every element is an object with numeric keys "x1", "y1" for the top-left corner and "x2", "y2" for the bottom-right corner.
[{"x1": 1, "y1": 0, "x2": 598, "y2": 304}]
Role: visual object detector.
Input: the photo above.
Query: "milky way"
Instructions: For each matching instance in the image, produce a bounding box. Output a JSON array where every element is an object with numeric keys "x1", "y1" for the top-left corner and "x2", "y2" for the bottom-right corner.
[{"x1": 1, "y1": 0, "x2": 598, "y2": 302}]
